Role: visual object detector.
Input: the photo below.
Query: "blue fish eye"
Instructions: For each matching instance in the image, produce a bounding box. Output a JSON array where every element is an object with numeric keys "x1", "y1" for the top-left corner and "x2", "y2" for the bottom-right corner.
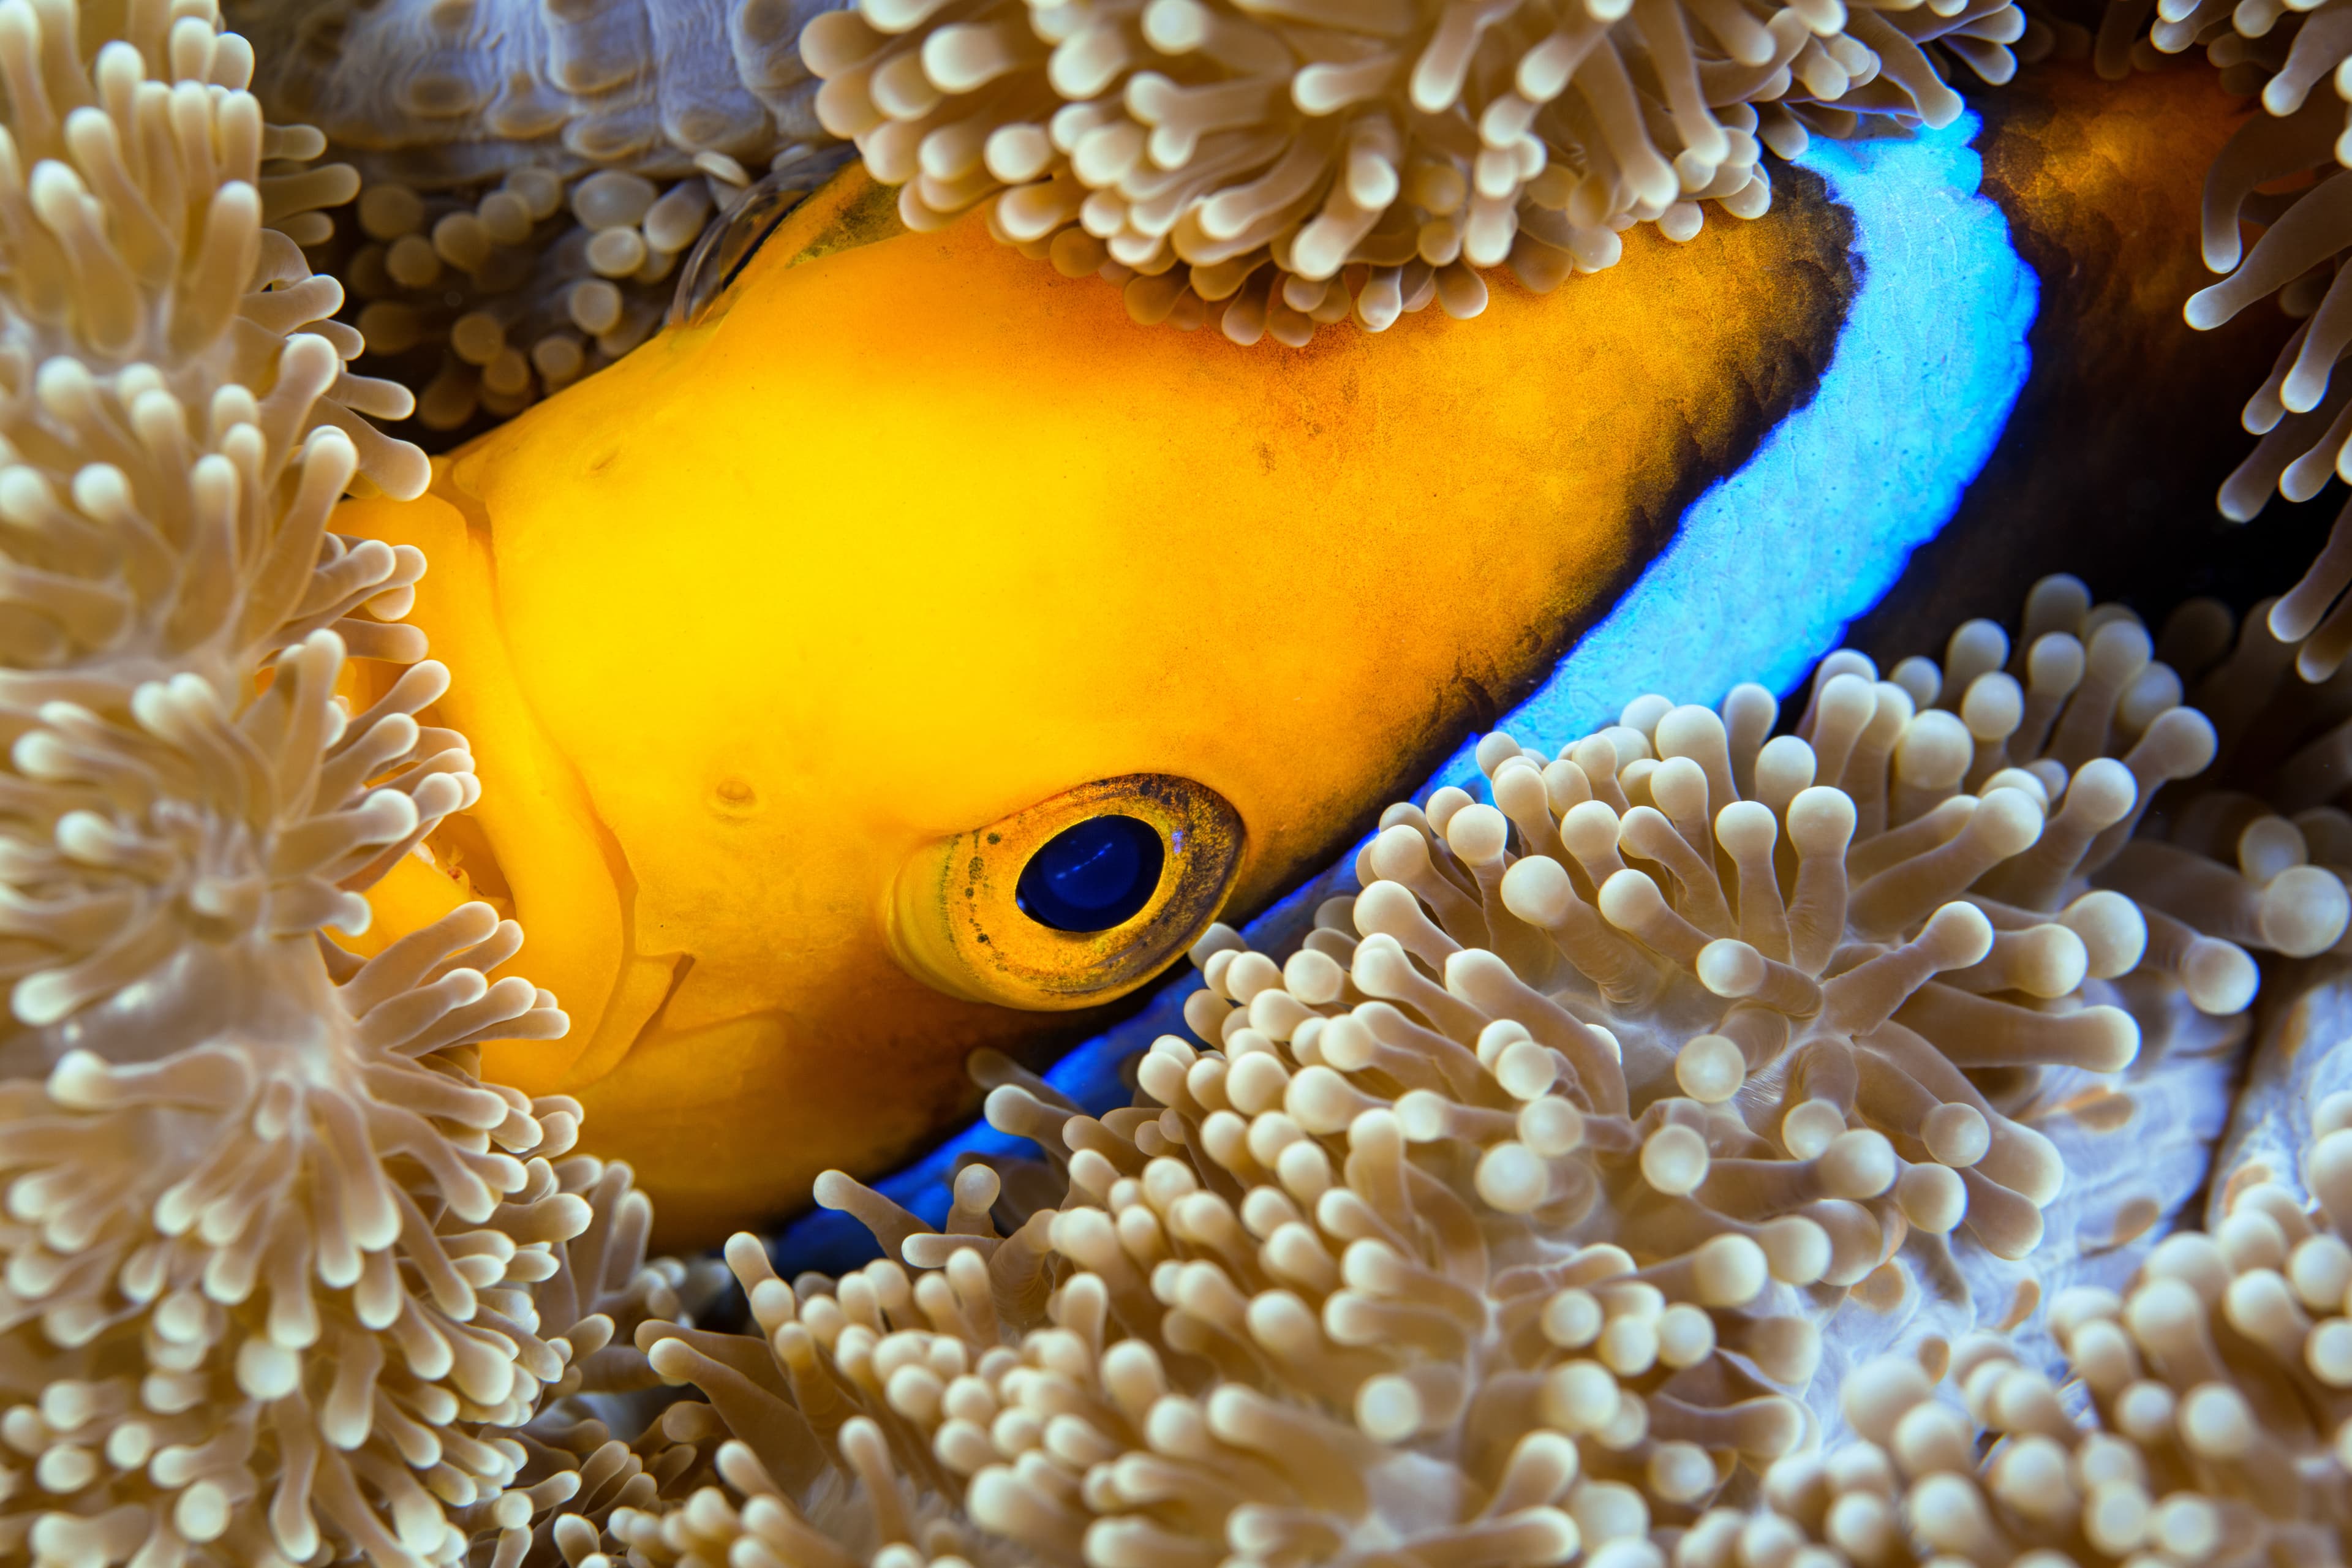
[{"x1": 1016, "y1": 816, "x2": 1166, "y2": 932}]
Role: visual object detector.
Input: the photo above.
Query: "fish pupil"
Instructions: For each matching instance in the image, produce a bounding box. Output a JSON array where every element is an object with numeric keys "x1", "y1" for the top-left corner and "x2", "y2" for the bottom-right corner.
[{"x1": 1016, "y1": 816, "x2": 1166, "y2": 932}]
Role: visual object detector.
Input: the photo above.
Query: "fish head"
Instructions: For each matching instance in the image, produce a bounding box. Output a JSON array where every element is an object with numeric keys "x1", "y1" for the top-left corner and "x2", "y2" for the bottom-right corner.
[{"x1": 336, "y1": 161, "x2": 1858, "y2": 1244}]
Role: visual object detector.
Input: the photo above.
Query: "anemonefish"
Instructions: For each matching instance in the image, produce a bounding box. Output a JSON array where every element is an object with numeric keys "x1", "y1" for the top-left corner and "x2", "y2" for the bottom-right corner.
[{"x1": 338, "y1": 61, "x2": 2275, "y2": 1246}]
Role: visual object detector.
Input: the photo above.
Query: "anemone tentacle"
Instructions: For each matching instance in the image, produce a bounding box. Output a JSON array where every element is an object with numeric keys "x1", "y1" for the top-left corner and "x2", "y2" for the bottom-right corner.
[
  {"x1": 216, "y1": 0, "x2": 848, "y2": 431},
  {"x1": 797, "y1": 0, "x2": 2034, "y2": 342},
  {"x1": 0, "y1": 4, "x2": 698, "y2": 1563},
  {"x1": 1662, "y1": 588, "x2": 2352, "y2": 1568}
]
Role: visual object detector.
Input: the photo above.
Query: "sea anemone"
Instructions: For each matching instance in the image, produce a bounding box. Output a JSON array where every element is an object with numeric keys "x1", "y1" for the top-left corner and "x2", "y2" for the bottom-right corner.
[
  {"x1": 2182, "y1": 90, "x2": 2352, "y2": 527},
  {"x1": 2100, "y1": 0, "x2": 2352, "y2": 546},
  {"x1": 796, "y1": 0, "x2": 2035, "y2": 343},
  {"x1": 0, "y1": 2, "x2": 701, "y2": 1562},
  {"x1": 1728, "y1": 1299, "x2": 2351, "y2": 1568},
  {"x1": 1650, "y1": 587, "x2": 2352, "y2": 1568},
  {"x1": 518, "y1": 575, "x2": 2307, "y2": 1568},
  {"x1": 457, "y1": 1155, "x2": 746, "y2": 1568},
  {"x1": 222, "y1": 0, "x2": 850, "y2": 432},
  {"x1": 1725, "y1": 1076, "x2": 2352, "y2": 1567}
]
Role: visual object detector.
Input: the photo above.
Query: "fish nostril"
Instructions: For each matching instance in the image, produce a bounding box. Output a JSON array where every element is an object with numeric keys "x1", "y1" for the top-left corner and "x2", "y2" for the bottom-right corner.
[
  {"x1": 710, "y1": 776, "x2": 759, "y2": 816},
  {"x1": 1015, "y1": 815, "x2": 1165, "y2": 932}
]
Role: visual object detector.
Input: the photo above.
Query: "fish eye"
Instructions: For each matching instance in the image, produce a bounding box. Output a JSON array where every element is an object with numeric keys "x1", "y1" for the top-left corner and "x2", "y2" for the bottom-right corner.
[
  {"x1": 888, "y1": 775, "x2": 1243, "y2": 1010},
  {"x1": 666, "y1": 147, "x2": 854, "y2": 330},
  {"x1": 1016, "y1": 815, "x2": 1166, "y2": 932}
]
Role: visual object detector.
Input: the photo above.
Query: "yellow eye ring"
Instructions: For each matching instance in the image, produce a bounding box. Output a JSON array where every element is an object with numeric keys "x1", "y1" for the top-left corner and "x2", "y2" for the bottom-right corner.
[{"x1": 887, "y1": 774, "x2": 1245, "y2": 1010}]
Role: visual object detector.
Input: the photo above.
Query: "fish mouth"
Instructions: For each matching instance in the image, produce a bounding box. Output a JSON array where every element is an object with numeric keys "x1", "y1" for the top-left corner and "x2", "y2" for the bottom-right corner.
[{"x1": 412, "y1": 786, "x2": 687, "y2": 1093}]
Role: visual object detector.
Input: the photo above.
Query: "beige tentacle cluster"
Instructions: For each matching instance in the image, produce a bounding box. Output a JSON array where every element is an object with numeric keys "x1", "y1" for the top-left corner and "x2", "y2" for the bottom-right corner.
[
  {"x1": 2073, "y1": 598, "x2": 2352, "y2": 1003},
  {"x1": 315, "y1": 159, "x2": 765, "y2": 433},
  {"x1": 2184, "y1": 97, "x2": 2352, "y2": 525},
  {"x1": 227, "y1": 0, "x2": 831, "y2": 168},
  {"x1": 798, "y1": 0, "x2": 2030, "y2": 344},
  {"x1": 1723, "y1": 1082, "x2": 2352, "y2": 1568},
  {"x1": 1726, "y1": 1284, "x2": 2350, "y2": 1568},
  {"x1": 327, "y1": 165, "x2": 709, "y2": 431},
  {"x1": 1652, "y1": 590, "x2": 2352, "y2": 1568},
  {"x1": 2196, "y1": 466, "x2": 2352, "y2": 695},
  {"x1": 222, "y1": 0, "x2": 848, "y2": 433},
  {"x1": 0, "y1": 0, "x2": 420, "y2": 497},
  {"x1": 2122, "y1": 586, "x2": 2352, "y2": 944},
  {"x1": 2101, "y1": 0, "x2": 2352, "y2": 524},
  {"x1": 0, "y1": 2, "x2": 693, "y2": 1564},
  {"x1": 458, "y1": 1160, "x2": 747, "y2": 1568},
  {"x1": 514, "y1": 576, "x2": 2261, "y2": 1568},
  {"x1": 282, "y1": 148, "x2": 860, "y2": 435}
]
